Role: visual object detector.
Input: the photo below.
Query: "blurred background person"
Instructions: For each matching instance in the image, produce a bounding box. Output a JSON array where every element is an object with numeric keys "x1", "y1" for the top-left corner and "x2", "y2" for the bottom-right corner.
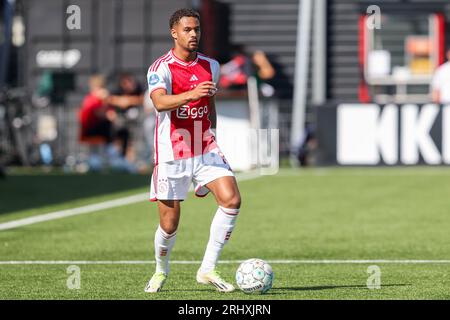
[
  {"x1": 108, "y1": 73, "x2": 144, "y2": 161},
  {"x1": 79, "y1": 75, "x2": 115, "y2": 145},
  {"x1": 431, "y1": 48, "x2": 450, "y2": 104},
  {"x1": 78, "y1": 74, "x2": 116, "y2": 171},
  {"x1": 79, "y1": 74, "x2": 138, "y2": 172},
  {"x1": 219, "y1": 44, "x2": 276, "y2": 97},
  {"x1": 219, "y1": 44, "x2": 252, "y2": 90},
  {"x1": 251, "y1": 49, "x2": 276, "y2": 97},
  {"x1": 251, "y1": 50, "x2": 275, "y2": 81}
]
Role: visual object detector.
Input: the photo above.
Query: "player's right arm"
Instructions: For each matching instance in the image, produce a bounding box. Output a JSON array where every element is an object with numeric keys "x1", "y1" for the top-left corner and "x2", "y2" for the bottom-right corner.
[{"x1": 150, "y1": 81, "x2": 216, "y2": 112}]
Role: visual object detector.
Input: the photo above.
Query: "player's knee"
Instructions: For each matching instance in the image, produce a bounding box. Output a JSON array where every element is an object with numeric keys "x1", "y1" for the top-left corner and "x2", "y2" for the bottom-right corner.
[
  {"x1": 222, "y1": 194, "x2": 241, "y2": 210},
  {"x1": 233, "y1": 195, "x2": 242, "y2": 209},
  {"x1": 160, "y1": 221, "x2": 178, "y2": 235}
]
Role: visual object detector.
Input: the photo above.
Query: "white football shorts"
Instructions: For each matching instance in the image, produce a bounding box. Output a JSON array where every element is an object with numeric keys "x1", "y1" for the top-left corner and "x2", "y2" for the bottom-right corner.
[{"x1": 150, "y1": 148, "x2": 234, "y2": 201}]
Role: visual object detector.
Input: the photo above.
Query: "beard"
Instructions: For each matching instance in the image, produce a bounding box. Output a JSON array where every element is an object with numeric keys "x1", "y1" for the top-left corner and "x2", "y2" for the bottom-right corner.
[
  {"x1": 186, "y1": 43, "x2": 198, "y2": 53},
  {"x1": 185, "y1": 38, "x2": 199, "y2": 52}
]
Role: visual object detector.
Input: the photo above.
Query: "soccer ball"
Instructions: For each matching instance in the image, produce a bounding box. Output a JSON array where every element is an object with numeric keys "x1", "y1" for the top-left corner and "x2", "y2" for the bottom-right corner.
[{"x1": 235, "y1": 258, "x2": 274, "y2": 294}]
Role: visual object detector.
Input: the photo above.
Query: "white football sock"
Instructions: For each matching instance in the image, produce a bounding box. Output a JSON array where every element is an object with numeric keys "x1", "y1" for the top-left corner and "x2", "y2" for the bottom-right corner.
[
  {"x1": 200, "y1": 206, "x2": 239, "y2": 273},
  {"x1": 154, "y1": 225, "x2": 177, "y2": 275}
]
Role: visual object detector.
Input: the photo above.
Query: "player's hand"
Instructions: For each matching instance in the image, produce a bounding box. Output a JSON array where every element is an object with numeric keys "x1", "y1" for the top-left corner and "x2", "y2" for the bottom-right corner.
[
  {"x1": 188, "y1": 81, "x2": 217, "y2": 101},
  {"x1": 106, "y1": 109, "x2": 117, "y2": 122}
]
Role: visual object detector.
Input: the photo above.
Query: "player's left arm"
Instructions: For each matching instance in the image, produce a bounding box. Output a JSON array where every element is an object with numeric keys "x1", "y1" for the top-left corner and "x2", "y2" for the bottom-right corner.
[
  {"x1": 209, "y1": 59, "x2": 220, "y2": 132},
  {"x1": 209, "y1": 96, "x2": 217, "y2": 131}
]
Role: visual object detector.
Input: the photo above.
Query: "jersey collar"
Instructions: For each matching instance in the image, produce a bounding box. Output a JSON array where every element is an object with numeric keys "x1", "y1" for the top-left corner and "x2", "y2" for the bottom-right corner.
[{"x1": 170, "y1": 49, "x2": 198, "y2": 67}]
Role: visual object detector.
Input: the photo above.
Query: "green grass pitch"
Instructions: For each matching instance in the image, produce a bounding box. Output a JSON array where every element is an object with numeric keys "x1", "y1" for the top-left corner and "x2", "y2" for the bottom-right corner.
[{"x1": 1, "y1": 167, "x2": 450, "y2": 299}]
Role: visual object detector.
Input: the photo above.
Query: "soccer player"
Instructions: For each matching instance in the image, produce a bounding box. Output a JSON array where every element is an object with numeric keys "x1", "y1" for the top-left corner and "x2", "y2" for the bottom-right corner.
[{"x1": 144, "y1": 8, "x2": 242, "y2": 293}]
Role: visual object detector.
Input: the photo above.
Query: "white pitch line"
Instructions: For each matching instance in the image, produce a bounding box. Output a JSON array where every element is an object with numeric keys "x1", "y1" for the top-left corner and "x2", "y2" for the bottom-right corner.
[
  {"x1": 0, "y1": 193, "x2": 149, "y2": 231},
  {"x1": 0, "y1": 171, "x2": 261, "y2": 231},
  {"x1": 1, "y1": 260, "x2": 450, "y2": 265}
]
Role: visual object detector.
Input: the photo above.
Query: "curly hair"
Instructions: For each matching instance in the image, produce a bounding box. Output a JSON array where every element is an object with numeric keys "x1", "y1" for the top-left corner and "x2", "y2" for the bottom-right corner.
[{"x1": 169, "y1": 8, "x2": 200, "y2": 29}]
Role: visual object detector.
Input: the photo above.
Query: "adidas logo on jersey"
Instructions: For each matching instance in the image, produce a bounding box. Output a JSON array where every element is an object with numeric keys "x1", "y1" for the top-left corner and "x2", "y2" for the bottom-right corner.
[{"x1": 190, "y1": 74, "x2": 199, "y2": 82}]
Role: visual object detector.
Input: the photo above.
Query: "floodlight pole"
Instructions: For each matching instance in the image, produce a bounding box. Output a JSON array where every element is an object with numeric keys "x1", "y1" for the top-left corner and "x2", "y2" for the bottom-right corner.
[
  {"x1": 290, "y1": 0, "x2": 312, "y2": 167},
  {"x1": 313, "y1": 0, "x2": 326, "y2": 106}
]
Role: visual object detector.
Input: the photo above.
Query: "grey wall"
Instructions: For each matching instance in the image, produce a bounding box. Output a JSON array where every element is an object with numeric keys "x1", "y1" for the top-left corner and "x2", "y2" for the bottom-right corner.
[{"x1": 23, "y1": 0, "x2": 190, "y2": 163}]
